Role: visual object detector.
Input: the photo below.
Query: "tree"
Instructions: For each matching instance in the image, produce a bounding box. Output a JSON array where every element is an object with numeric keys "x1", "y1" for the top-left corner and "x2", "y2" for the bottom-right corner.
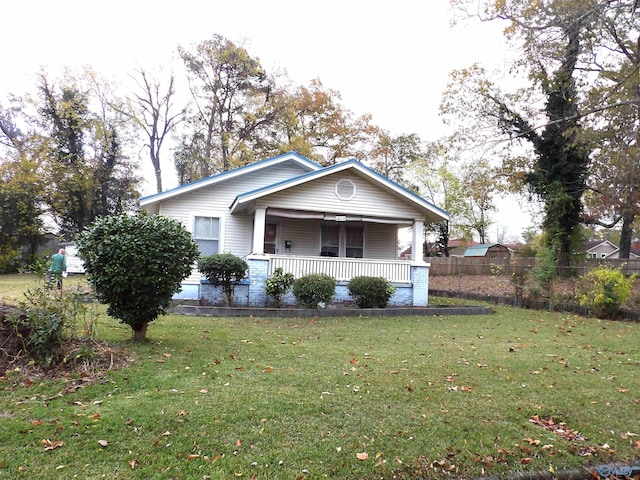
[
  {"x1": 77, "y1": 213, "x2": 199, "y2": 341},
  {"x1": 38, "y1": 72, "x2": 140, "y2": 239},
  {"x1": 176, "y1": 34, "x2": 279, "y2": 179},
  {"x1": 447, "y1": 0, "x2": 640, "y2": 261},
  {"x1": 415, "y1": 143, "x2": 472, "y2": 256},
  {"x1": 461, "y1": 159, "x2": 497, "y2": 244},
  {"x1": 269, "y1": 79, "x2": 381, "y2": 166},
  {"x1": 0, "y1": 98, "x2": 47, "y2": 270},
  {"x1": 369, "y1": 132, "x2": 425, "y2": 186},
  {"x1": 123, "y1": 68, "x2": 185, "y2": 193},
  {"x1": 444, "y1": 3, "x2": 594, "y2": 267}
]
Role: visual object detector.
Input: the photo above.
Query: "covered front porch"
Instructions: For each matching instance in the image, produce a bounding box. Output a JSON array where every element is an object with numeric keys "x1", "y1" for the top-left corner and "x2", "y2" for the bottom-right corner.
[{"x1": 197, "y1": 253, "x2": 430, "y2": 308}]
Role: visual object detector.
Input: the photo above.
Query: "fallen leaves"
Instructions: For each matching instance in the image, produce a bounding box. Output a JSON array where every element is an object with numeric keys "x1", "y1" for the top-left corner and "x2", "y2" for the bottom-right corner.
[
  {"x1": 529, "y1": 415, "x2": 597, "y2": 456},
  {"x1": 41, "y1": 439, "x2": 64, "y2": 451},
  {"x1": 356, "y1": 452, "x2": 369, "y2": 460}
]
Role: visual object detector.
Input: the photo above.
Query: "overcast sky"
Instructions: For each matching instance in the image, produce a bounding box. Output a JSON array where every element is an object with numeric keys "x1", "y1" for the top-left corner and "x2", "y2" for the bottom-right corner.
[{"x1": 3, "y1": 0, "x2": 535, "y2": 241}]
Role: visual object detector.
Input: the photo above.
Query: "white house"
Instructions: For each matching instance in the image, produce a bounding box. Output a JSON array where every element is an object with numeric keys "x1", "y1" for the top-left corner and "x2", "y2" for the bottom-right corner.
[{"x1": 139, "y1": 152, "x2": 449, "y2": 307}]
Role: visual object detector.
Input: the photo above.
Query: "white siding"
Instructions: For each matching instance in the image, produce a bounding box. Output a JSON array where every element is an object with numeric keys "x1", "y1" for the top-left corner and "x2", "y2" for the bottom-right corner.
[
  {"x1": 366, "y1": 223, "x2": 398, "y2": 259},
  {"x1": 156, "y1": 162, "x2": 310, "y2": 283},
  {"x1": 259, "y1": 171, "x2": 424, "y2": 220}
]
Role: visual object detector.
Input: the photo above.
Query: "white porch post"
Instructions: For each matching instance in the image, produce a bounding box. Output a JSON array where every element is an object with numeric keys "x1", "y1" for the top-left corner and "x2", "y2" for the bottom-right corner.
[
  {"x1": 252, "y1": 207, "x2": 267, "y2": 254},
  {"x1": 412, "y1": 220, "x2": 424, "y2": 262}
]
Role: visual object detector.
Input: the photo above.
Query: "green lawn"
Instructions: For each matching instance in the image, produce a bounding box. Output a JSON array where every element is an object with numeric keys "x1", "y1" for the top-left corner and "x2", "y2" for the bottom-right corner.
[{"x1": 0, "y1": 281, "x2": 639, "y2": 479}]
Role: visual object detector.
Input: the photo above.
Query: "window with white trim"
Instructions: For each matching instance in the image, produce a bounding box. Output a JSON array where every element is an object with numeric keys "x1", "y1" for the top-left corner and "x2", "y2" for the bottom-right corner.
[
  {"x1": 321, "y1": 224, "x2": 364, "y2": 258},
  {"x1": 193, "y1": 216, "x2": 220, "y2": 256}
]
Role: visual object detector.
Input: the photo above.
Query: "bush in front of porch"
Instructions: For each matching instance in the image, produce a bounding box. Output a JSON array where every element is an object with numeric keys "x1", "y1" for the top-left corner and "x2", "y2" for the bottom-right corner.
[
  {"x1": 198, "y1": 253, "x2": 248, "y2": 306},
  {"x1": 347, "y1": 276, "x2": 397, "y2": 308},
  {"x1": 292, "y1": 273, "x2": 336, "y2": 308}
]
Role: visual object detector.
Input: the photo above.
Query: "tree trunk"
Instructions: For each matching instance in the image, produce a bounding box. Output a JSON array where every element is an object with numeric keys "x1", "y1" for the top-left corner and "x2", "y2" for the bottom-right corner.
[
  {"x1": 132, "y1": 322, "x2": 148, "y2": 342},
  {"x1": 618, "y1": 212, "x2": 635, "y2": 259}
]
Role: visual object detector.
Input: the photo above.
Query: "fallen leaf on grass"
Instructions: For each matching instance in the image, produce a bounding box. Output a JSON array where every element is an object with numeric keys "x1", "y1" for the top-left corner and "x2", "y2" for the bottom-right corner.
[
  {"x1": 262, "y1": 367, "x2": 274, "y2": 373},
  {"x1": 187, "y1": 454, "x2": 200, "y2": 460},
  {"x1": 129, "y1": 459, "x2": 137, "y2": 469},
  {"x1": 356, "y1": 452, "x2": 369, "y2": 460},
  {"x1": 42, "y1": 439, "x2": 64, "y2": 451},
  {"x1": 97, "y1": 439, "x2": 108, "y2": 447},
  {"x1": 199, "y1": 389, "x2": 208, "y2": 394}
]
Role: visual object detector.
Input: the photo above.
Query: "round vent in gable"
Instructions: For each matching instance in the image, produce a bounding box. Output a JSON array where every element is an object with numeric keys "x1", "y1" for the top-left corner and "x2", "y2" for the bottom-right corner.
[{"x1": 335, "y1": 178, "x2": 356, "y2": 200}]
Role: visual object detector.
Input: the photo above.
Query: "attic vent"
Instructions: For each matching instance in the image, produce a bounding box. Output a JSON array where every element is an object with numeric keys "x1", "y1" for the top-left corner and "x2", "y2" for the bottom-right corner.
[{"x1": 335, "y1": 179, "x2": 356, "y2": 200}]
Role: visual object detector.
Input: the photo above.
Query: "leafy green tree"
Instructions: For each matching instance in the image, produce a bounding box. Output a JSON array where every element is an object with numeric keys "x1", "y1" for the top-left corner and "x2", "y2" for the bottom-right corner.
[
  {"x1": 0, "y1": 99, "x2": 47, "y2": 270},
  {"x1": 38, "y1": 72, "x2": 139, "y2": 239},
  {"x1": 460, "y1": 159, "x2": 498, "y2": 244},
  {"x1": 77, "y1": 213, "x2": 199, "y2": 341},
  {"x1": 414, "y1": 143, "x2": 472, "y2": 256}
]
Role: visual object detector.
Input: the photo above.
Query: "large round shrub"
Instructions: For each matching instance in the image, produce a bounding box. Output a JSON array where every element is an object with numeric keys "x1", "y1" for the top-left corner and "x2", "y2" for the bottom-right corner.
[
  {"x1": 77, "y1": 213, "x2": 199, "y2": 341},
  {"x1": 292, "y1": 273, "x2": 336, "y2": 308},
  {"x1": 198, "y1": 253, "x2": 248, "y2": 306},
  {"x1": 347, "y1": 276, "x2": 396, "y2": 308}
]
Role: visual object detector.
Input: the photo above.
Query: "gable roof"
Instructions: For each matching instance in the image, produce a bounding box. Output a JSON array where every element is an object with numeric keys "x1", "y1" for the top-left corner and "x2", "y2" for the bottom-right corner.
[
  {"x1": 139, "y1": 151, "x2": 320, "y2": 207},
  {"x1": 229, "y1": 158, "x2": 449, "y2": 223},
  {"x1": 584, "y1": 240, "x2": 618, "y2": 253}
]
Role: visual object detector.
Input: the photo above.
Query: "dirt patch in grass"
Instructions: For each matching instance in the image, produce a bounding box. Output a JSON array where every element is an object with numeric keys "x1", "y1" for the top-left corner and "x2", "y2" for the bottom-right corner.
[{"x1": 0, "y1": 302, "x2": 133, "y2": 384}]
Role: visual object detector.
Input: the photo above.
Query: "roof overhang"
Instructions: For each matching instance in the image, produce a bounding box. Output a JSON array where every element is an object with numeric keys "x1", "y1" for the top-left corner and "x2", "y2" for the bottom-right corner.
[
  {"x1": 230, "y1": 159, "x2": 449, "y2": 223},
  {"x1": 139, "y1": 151, "x2": 321, "y2": 208}
]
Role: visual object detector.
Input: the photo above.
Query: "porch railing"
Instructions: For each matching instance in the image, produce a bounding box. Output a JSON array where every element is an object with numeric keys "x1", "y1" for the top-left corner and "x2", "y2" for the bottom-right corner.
[{"x1": 269, "y1": 255, "x2": 413, "y2": 283}]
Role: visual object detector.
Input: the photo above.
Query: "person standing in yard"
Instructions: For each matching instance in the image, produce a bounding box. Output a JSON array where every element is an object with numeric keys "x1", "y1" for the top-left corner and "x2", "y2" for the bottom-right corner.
[{"x1": 48, "y1": 248, "x2": 67, "y2": 290}]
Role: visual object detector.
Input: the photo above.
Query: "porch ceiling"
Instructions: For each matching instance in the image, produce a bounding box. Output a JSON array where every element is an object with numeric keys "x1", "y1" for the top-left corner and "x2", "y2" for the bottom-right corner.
[{"x1": 262, "y1": 207, "x2": 413, "y2": 225}]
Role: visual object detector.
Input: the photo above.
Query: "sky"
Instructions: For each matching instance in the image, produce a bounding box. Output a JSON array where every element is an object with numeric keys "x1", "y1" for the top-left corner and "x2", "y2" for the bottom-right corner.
[{"x1": 3, "y1": 0, "x2": 536, "y2": 241}]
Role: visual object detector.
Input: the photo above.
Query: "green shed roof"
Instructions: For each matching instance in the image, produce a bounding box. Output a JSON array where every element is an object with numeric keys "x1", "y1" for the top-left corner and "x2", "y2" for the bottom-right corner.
[{"x1": 463, "y1": 243, "x2": 506, "y2": 257}]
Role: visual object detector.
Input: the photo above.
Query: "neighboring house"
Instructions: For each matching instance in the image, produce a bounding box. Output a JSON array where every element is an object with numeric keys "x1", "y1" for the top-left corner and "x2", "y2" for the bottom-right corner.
[
  {"x1": 139, "y1": 151, "x2": 449, "y2": 307},
  {"x1": 585, "y1": 240, "x2": 640, "y2": 259},
  {"x1": 401, "y1": 238, "x2": 478, "y2": 259},
  {"x1": 463, "y1": 243, "x2": 512, "y2": 260}
]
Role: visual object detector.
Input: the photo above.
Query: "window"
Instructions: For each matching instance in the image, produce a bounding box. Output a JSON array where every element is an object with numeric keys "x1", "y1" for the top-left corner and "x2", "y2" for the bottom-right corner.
[
  {"x1": 321, "y1": 225, "x2": 340, "y2": 256},
  {"x1": 193, "y1": 216, "x2": 219, "y2": 256},
  {"x1": 345, "y1": 226, "x2": 364, "y2": 258},
  {"x1": 335, "y1": 179, "x2": 356, "y2": 200},
  {"x1": 264, "y1": 222, "x2": 277, "y2": 254},
  {"x1": 321, "y1": 224, "x2": 364, "y2": 258}
]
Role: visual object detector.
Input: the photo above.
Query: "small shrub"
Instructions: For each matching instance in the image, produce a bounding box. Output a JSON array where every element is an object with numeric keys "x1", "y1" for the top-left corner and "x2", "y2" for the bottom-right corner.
[
  {"x1": 265, "y1": 267, "x2": 294, "y2": 308},
  {"x1": 577, "y1": 266, "x2": 636, "y2": 318},
  {"x1": 528, "y1": 246, "x2": 557, "y2": 310},
  {"x1": 8, "y1": 287, "x2": 68, "y2": 366},
  {"x1": 292, "y1": 274, "x2": 336, "y2": 308},
  {"x1": 347, "y1": 276, "x2": 396, "y2": 308},
  {"x1": 198, "y1": 253, "x2": 248, "y2": 306}
]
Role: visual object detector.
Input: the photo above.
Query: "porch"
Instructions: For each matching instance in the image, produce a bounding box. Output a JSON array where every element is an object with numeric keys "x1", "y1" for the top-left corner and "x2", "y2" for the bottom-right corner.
[
  {"x1": 268, "y1": 254, "x2": 413, "y2": 283},
  {"x1": 195, "y1": 254, "x2": 432, "y2": 308}
]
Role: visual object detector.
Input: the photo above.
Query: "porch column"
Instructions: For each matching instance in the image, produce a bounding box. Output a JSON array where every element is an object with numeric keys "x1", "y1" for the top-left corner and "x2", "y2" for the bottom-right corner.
[
  {"x1": 412, "y1": 220, "x2": 424, "y2": 262},
  {"x1": 252, "y1": 207, "x2": 267, "y2": 254}
]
